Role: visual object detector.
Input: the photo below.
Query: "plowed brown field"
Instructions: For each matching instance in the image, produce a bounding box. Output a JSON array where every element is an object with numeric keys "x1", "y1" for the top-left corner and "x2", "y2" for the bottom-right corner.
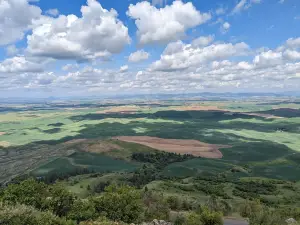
[{"x1": 112, "y1": 136, "x2": 229, "y2": 158}]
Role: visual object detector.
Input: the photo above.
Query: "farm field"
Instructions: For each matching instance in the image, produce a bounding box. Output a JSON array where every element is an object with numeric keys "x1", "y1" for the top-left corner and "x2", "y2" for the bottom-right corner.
[
  {"x1": 1, "y1": 97, "x2": 300, "y2": 220},
  {"x1": 112, "y1": 136, "x2": 227, "y2": 158}
]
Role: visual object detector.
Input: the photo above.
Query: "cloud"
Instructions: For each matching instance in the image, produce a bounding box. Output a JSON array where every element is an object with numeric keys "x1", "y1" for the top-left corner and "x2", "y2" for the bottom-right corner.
[
  {"x1": 232, "y1": 0, "x2": 247, "y2": 14},
  {"x1": 0, "y1": 56, "x2": 44, "y2": 73},
  {"x1": 150, "y1": 40, "x2": 249, "y2": 71},
  {"x1": 286, "y1": 38, "x2": 300, "y2": 49},
  {"x1": 136, "y1": 71, "x2": 143, "y2": 80},
  {"x1": 283, "y1": 50, "x2": 300, "y2": 61},
  {"x1": 191, "y1": 35, "x2": 214, "y2": 47},
  {"x1": 127, "y1": 1, "x2": 211, "y2": 45},
  {"x1": 220, "y1": 22, "x2": 231, "y2": 33},
  {"x1": 232, "y1": 0, "x2": 261, "y2": 14},
  {"x1": 278, "y1": 0, "x2": 285, "y2": 3},
  {"x1": 253, "y1": 42, "x2": 300, "y2": 67},
  {"x1": 254, "y1": 50, "x2": 283, "y2": 67},
  {"x1": 0, "y1": 0, "x2": 42, "y2": 46},
  {"x1": 45, "y1": 8, "x2": 59, "y2": 17},
  {"x1": 28, "y1": 72, "x2": 57, "y2": 87},
  {"x1": 120, "y1": 65, "x2": 129, "y2": 72},
  {"x1": 128, "y1": 50, "x2": 150, "y2": 62},
  {"x1": 27, "y1": 0, "x2": 130, "y2": 61}
]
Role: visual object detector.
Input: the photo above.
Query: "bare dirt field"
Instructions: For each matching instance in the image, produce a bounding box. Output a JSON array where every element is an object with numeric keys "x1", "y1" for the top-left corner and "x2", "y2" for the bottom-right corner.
[
  {"x1": 0, "y1": 132, "x2": 6, "y2": 136},
  {"x1": 173, "y1": 105, "x2": 223, "y2": 111},
  {"x1": 112, "y1": 136, "x2": 228, "y2": 158},
  {"x1": 96, "y1": 106, "x2": 144, "y2": 114}
]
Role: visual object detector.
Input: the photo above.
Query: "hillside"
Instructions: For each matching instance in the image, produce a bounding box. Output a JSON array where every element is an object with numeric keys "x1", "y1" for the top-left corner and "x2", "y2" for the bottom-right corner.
[{"x1": 1, "y1": 100, "x2": 300, "y2": 224}]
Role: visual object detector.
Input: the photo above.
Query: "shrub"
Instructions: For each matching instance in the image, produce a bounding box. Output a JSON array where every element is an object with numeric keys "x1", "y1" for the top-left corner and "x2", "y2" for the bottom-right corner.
[
  {"x1": 44, "y1": 184, "x2": 75, "y2": 217},
  {"x1": 67, "y1": 199, "x2": 97, "y2": 222},
  {"x1": 93, "y1": 184, "x2": 143, "y2": 223},
  {"x1": 143, "y1": 191, "x2": 170, "y2": 221},
  {"x1": 0, "y1": 203, "x2": 74, "y2": 225},
  {"x1": 0, "y1": 179, "x2": 48, "y2": 209},
  {"x1": 174, "y1": 214, "x2": 186, "y2": 225},
  {"x1": 185, "y1": 212, "x2": 202, "y2": 225},
  {"x1": 200, "y1": 208, "x2": 223, "y2": 225},
  {"x1": 167, "y1": 196, "x2": 181, "y2": 210}
]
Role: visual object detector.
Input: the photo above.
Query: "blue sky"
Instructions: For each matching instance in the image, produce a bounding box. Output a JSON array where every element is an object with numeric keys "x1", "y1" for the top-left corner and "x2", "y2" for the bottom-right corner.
[{"x1": 0, "y1": 0, "x2": 300, "y2": 98}]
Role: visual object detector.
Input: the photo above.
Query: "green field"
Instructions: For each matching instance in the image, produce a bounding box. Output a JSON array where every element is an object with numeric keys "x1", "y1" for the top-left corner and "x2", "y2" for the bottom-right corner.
[
  {"x1": 31, "y1": 152, "x2": 139, "y2": 177},
  {"x1": 1, "y1": 99, "x2": 300, "y2": 216}
]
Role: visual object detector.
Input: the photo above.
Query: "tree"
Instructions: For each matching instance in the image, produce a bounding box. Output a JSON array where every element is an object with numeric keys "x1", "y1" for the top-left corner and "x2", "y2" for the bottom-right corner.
[
  {"x1": 93, "y1": 184, "x2": 144, "y2": 223},
  {"x1": 144, "y1": 186, "x2": 149, "y2": 192},
  {"x1": 206, "y1": 195, "x2": 219, "y2": 212},
  {"x1": 0, "y1": 179, "x2": 48, "y2": 209},
  {"x1": 45, "y1": 184, "x2": 75, "y2": 217},
  {"x1": 206, "y1": 195, "x2": 232, "y2": 216},
  {"x1": 167, "y1": 196, "x2": 181, "y2": 210},
  {"x1": 239, "y1": 200, "x2": 263, "y2": 218}
]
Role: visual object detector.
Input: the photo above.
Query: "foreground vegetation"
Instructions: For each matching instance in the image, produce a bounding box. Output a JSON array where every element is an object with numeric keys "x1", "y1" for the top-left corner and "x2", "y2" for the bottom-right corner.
[
  {"x1": 1, "y1": 99, "x2": 300, "y2": 224},
  {"x1": 1, "y1": 178, "x2": 298, "y2": 225}
]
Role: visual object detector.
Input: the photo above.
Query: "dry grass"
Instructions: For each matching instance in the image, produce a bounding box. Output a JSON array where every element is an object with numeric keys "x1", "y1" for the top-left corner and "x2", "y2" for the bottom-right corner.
[
  {"x1": 77, "y1": 140, "x2": 122, "y2": 154},
  {"x1": 0, "y1": 141, "x2": 10, "y2": 147},
  {"x1": 63, "y1": 139, "x2": 87, "y2": 145},
  {"x1": 241, "y1": 112, "x2": 283, "y2": 119},
  {"x1": 112, "y1": 136, "x2": 229, "y2": 158}
]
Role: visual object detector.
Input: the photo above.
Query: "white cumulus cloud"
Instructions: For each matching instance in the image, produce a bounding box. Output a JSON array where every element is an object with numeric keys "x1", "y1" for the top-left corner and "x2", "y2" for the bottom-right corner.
[
  {"x1": 150, "y1": 40, "x2": 249, "y2": 71},
  {"x1": 0, "y1": 0, "x2": 42, "y2": 45},
  {"x1": 286, "y1": 38, "x2": 300, "y2": 49},
  {"x1": 127, "y1": 0, "x2": 211, "y2": 45},
  {"x1": 27, "y1": 0, "x2": 130, "y2": 61},
  {"x1": 221, "y1": 22, "x2": 231, "y2": 33},
  {"x1": 0, "y1": 56, "x2": 44, "y2": 73},
  {"x1": 191, "y1": 35, "x2": 214, "y2": 47},
  {"x1": 128, "y1": 50, "x2": 150, "y2": 63}
]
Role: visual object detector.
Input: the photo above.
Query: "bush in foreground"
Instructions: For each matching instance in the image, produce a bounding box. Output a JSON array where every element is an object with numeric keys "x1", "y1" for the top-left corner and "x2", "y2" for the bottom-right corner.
[
  {"x1": 0, "y1": 203, "x2": 74, "y2": 225},
  {"x1": 93, "y1": 184, "x2": 144, "y2": 223}
]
